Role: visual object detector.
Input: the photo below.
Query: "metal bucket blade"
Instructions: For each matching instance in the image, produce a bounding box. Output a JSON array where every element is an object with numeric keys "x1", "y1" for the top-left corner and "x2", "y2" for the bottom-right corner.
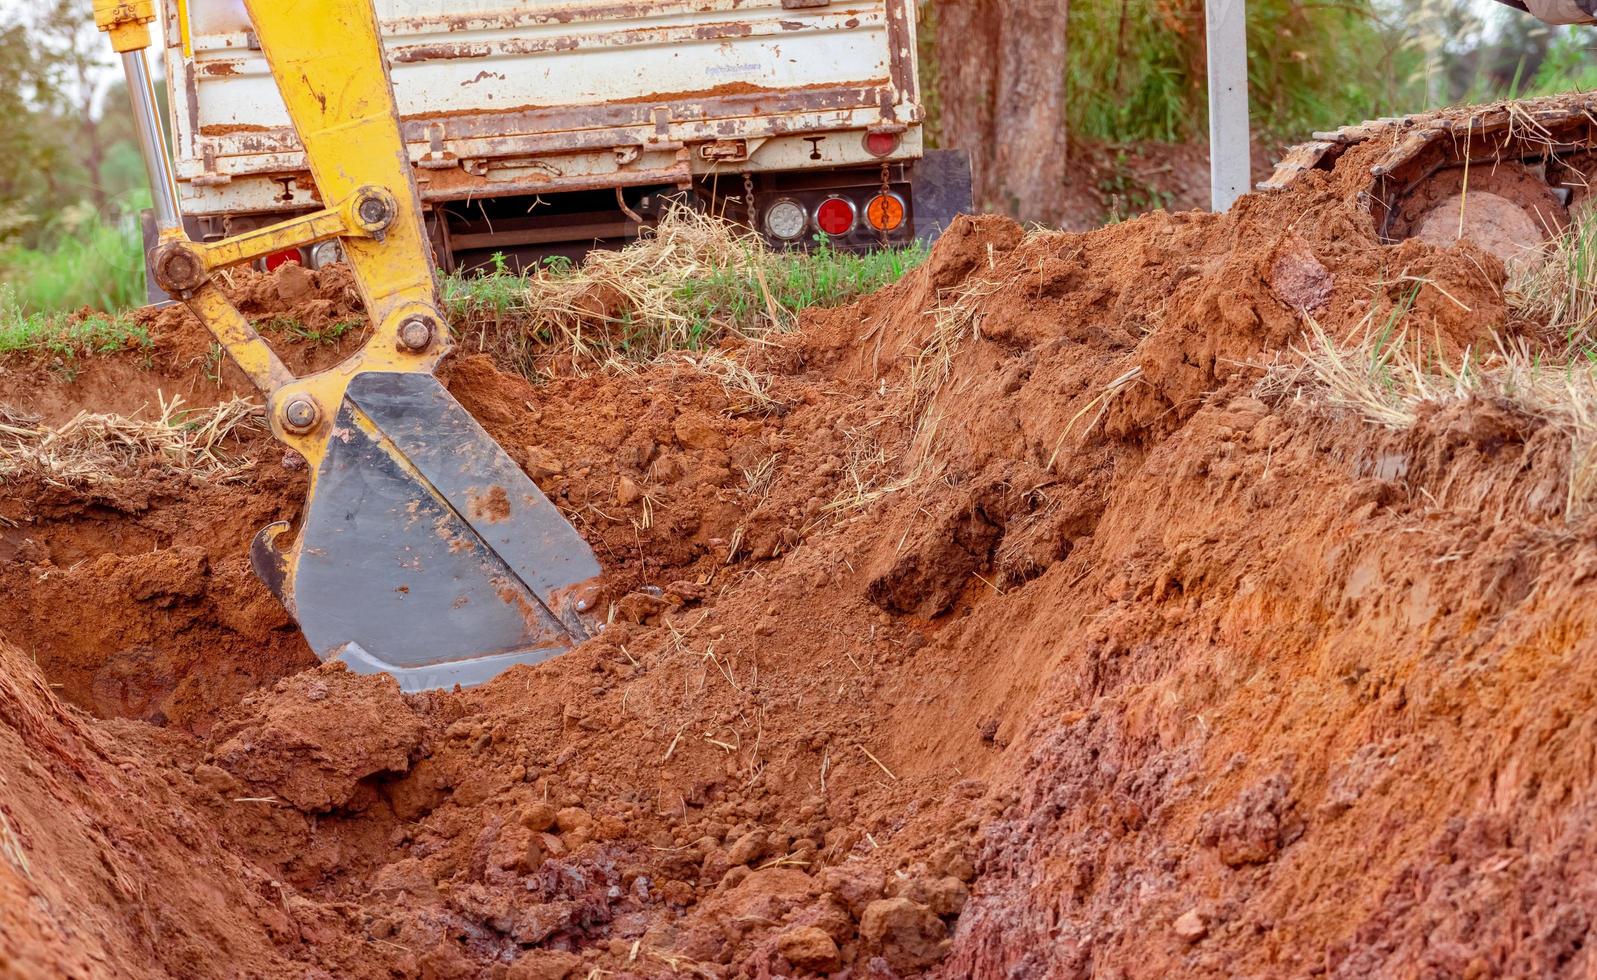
[{"x1": 251, "y1": 372, "x2": 601, "y2": 691}]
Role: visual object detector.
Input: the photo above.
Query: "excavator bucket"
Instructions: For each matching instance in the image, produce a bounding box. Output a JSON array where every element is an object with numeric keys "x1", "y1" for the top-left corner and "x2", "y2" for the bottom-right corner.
[
  {"x1": 101, "y1": 0, "x2": 604, "y2": 690},
  {"x1": 250, "y1": 372, "x2": 602, "y2": 692}
]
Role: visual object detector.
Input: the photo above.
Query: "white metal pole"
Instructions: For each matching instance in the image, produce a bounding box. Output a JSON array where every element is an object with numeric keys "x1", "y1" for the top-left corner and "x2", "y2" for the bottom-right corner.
[{"x1": 1205, "y1": 0, "x2": 1251, "y2": 212}]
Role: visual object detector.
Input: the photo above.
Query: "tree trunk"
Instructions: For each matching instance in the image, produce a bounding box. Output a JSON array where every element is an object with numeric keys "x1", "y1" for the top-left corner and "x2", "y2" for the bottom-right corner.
[{"x1": 933, "y1": 0, "x2": 1069, "y2": 224}]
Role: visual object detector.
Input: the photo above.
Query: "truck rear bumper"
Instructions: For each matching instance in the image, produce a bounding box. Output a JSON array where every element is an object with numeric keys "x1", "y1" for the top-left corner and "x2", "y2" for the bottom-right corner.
[{"x1": 154, "y1": 148, "x2": 974, "y2": 298}]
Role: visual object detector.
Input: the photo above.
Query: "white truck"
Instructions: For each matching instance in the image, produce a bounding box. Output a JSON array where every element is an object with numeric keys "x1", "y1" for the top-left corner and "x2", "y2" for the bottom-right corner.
[{"x1": 153, "y1": 0, "x2": 969, "y2": 275}]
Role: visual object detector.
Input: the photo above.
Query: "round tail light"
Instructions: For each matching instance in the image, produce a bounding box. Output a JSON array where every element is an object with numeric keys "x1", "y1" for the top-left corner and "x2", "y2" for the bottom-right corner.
[
  {"x1": 865, "y1": 192, "x2": 906, "y2": 232},
  {"x1": 814, "y1": 196, "x2": 857, "y2": 236},
  {"x1": 864, "y1": 131, "x2": 901, "y2": 157},
  {"x1": 264, "y1": 247, "x2": 302, "y2": 271},
  {"x1": 309, "y1": 240, "x2": 344, "y2": 269},
  {"x1": 763, "y1": 199, "x2": 808, "y2": 241}
]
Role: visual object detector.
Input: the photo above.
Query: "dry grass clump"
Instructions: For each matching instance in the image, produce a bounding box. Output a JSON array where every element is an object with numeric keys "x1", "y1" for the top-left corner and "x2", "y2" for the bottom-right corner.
[
  {"x1": 662, "y1": 350, "x2": 780, "y2": 416},
  {"x1": 445, "y1": 206, "x2": 925, "y2": 378},
  {"x1": 0, "y1": 394, "x2": 261, "y2": 486},
  {"x1": 444, "y1": 207, "x2": 782, "y2": 372},
  {"x1": 1265, "y1": 206, "x2": 1597, "y2": 517},
  {"x1": 907, "y1": 274, "x2": 1005, "y2": 407},
  {"x1": 529, "y1": 207, "x2": 779, "y2": 362},
  {"x1": 1266, "y1": 311, "x2": 1597, "y2": 516},
  {"x1": 1508, "y1": 209, "x2": 1597, "y2": 346}
]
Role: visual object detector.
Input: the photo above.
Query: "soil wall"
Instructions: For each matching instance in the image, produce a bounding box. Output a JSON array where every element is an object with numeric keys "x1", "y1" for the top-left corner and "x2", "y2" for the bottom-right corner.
[{"x1": 2, "y1": 128, "x2": 1595, "y2": 978}]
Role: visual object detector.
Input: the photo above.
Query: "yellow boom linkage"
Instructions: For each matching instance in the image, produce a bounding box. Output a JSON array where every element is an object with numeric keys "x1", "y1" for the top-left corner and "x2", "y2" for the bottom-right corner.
[{"x1": 96, "y1": 0, "x2": 603, "y2": 691}]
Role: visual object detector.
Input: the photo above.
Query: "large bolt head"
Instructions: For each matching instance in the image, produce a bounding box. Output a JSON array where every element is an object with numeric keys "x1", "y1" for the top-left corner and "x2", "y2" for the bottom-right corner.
[
  {"x1": 357, "y1": 196, "x2": 392, "y2": 227},
  {"x1": 396, "y1": 316, "x2": 436, "y2": 353},
  {"x1": 151, "y1": 242, "x2": 206, "y2": 293},
  {"x1": 281, "y1": 395, "x2": 320, "y2": 433}
]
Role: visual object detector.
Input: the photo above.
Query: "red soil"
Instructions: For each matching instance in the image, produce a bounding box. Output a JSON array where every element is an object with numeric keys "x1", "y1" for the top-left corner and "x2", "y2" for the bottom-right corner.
[{"x1": 4, "y1": 133, "x2": 1596, "y2": 979}]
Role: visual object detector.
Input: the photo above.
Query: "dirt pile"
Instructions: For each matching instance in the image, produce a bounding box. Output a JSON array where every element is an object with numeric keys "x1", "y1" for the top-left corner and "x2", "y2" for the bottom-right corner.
[{"x1": 4, "y1": 122, "x2": 1597, "y2": 978}]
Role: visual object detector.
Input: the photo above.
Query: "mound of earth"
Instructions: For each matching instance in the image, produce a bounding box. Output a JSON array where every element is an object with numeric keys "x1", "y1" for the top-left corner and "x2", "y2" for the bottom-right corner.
[{"x1": 3, "y1": 121, "x2": 1597, "y2": 979}]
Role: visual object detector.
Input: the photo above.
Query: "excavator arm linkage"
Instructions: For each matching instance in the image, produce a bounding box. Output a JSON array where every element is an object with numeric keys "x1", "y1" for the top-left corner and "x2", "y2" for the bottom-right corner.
[{"x1": 95, "y1": 0, "x2": 602, "y2": 691}]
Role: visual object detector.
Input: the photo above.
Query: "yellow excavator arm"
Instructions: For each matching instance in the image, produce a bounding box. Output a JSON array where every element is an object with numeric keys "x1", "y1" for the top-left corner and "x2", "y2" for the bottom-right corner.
[{"x1": 96, "y1": 0, "x2": 603, "y2": 691}]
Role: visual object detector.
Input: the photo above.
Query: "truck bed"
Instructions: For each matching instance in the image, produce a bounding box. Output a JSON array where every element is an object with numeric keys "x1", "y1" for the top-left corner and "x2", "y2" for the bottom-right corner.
[{"x1": 165, "y1": 0, "x2": 922, "y2": 216}]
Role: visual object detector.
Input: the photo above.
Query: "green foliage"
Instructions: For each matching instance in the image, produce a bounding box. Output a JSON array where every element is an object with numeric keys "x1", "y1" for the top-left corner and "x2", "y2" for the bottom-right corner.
[
  {"x1": 763, "y1": 237, "x2": 928, "y2": 321},
  {"x1": 1, "y1": 0, "x2": 165, "y2": 259},
  {"x1": 658, "y1": 236, "x2": 926, "y2": 346},
  {"x1": 1096, "y1": 152, "x2": 1176, "y2": 223},
  {"x1": 441, "y1": 252, "x2": 564, "y2": 319},
  {"x1": 438, "y1": 212, "x2": 927, "y2": 380},
  {"x1": 0, "y1": 192, "x2": 147, "y2": 316},
  {"x1": 1066, "y1": 0, "x2": 1393, "y2": 144},
  {"x1": 1524, "y1": 28, "x2": 1597, "y2": 95},
  {"x1": 1066, "y1": 0, "x2": 1190, "y2": 143},
  {"x1": 444, "y1": 237, "x2": 925, "y2": 353},
  {"x1": 1056, "y1": 0, "x2": 1597, "y2": 148}
]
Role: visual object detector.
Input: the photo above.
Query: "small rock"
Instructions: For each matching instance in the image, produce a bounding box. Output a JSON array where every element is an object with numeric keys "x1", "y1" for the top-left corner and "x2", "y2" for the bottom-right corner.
[
  {"x1": 925, "y1": 876, "x2": 969, "y2": 917},
  {"x1": 508, "y1": 830, "x2": 547, "y2": 873},
  {"x1": 525, "y1": 447, "x2": 565, "y2": 481},
  {"x1": 660, "y1": 878, "x2": 695, "y2": 906},
  {"x1": 859, "y1": 897, "x2": 947, "y2": 971},
  {"x1": 777, "y1": 926, "x2": 841, "y2": 973},
  {"x1": 555, "y1": 806, "x2": 593, "y2": 835},
  {"x1": 728, "y1": 829, "x2": 769, "y2": 866},
  {"x1": 818, "y1": 865, "x2": 885, "y2": 916},
  {"x1": 936, "y1": 846, "x2": 976, "y2": 883},
  {"x1": 1174, "y1": 909, "x2": 1208, "y2": 943},
  {"x1": 506, "y1": 948, "x2": 581, "y2": 980},
  {"x1": 273, "y1": 261, "x2": 314, "y2": 303},
  {"x1": 616, "y1": 475, "x2": 642, "y2": 505},
  {"x1": 673, "y1": 412, "x2": 727, "y2": 450},
  {"x1": 615, "y1": 591, "x2": 670, "y2": 625},
  {"x1": 521, "y1": 802, "x2": 558, "y2": 832},
  {"x1": 1268, "y1": 239, "x2": 1333, "y2": 313}
]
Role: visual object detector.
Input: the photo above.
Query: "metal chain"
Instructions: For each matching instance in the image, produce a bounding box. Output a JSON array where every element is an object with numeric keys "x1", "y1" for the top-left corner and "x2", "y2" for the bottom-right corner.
[
  {"x1": 876, "y1": 162, "x2": 893, "y2": 244},
  {"x1": 743, "y1": 172, "x2": 755, "y2": 224}
]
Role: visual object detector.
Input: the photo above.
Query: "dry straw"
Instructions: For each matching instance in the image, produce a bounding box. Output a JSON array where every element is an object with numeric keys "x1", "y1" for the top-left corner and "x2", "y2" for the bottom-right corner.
[
  {"x1": 0, "y1": 394, "x2": 262, "y2": 486},
  {"x1": 1269, "y1": 312, "x2": 1597, "y2": 517},
  {"x1": 457, "y1": 205, "x2": 786, "y2": 372}
]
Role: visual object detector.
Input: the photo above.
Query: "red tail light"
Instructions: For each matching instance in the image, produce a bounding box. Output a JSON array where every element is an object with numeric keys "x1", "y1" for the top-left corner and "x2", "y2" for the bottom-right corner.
[
  {"x1": 265, "y1": 248, "x2": 302, "y2": 271},
  {"x1": 814, "y1": 197, "x2": 856, "y2": 236},
  {"x1": 864, "y1": 130, "x2": 900, "y2": 157}
]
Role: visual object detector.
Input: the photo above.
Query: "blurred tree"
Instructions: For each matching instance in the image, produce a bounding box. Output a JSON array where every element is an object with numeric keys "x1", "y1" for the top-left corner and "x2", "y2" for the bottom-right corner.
[
  {"x1": 35, "y1": 0, "x2": 112, "y2": 209},
  {"x1": 0, "y1": 2, "x2": 153, "y2": 248},
  {"x1": 0, "y1": 18, "x2": 75, "y2": 243},
  {"x1": 934, "y1": 0, "x2": 1069, "y2": 223}
]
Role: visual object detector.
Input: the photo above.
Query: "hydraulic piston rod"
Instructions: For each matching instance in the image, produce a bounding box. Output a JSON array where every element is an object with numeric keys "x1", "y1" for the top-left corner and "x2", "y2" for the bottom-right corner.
[{"x1": 120, "y1": 48, "x2": 181, "y2": 233}]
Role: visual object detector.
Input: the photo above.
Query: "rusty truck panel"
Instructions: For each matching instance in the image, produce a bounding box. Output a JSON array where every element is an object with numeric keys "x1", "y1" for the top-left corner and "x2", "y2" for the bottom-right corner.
[{"x1": 164, "y1": 0, "x2": 923, "y2": 216}]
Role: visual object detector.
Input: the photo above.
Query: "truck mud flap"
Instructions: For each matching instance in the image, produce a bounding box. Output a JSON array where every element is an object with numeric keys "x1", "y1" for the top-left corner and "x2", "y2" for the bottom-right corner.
[{"x1": 912, "y1": 149, "x2": 975, "y2": 245}]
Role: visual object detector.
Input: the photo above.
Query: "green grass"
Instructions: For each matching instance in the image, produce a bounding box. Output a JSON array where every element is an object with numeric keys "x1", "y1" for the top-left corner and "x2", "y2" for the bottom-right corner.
[
  {"x1": 676, "y1": 237, "x2": 928, "y2": 339},
  {"x1": 258, "y1": 314, "x2": 364, "y2": 344},
  {"x1": 0, "y1": 284, "x2": 150, "y2": 357},
  {"x1": 1065, "y1": 0, "x2": 1404, "y2": 146},
  {"x1": 0, "y1": 207, "x2": 924, "y2": 375}
]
